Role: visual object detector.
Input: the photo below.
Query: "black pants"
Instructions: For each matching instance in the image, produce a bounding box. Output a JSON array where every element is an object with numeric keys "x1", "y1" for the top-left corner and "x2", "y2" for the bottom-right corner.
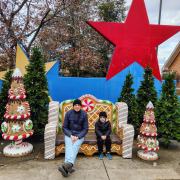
[{"x1": 97, "y1": 136, "x2": 111, "y2": 153}]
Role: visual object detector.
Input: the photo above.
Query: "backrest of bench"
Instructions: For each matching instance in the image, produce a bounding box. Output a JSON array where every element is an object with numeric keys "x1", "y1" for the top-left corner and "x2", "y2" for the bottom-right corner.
[{"x1": 59, "y1": 94, "x2": 116, "y2": 132}]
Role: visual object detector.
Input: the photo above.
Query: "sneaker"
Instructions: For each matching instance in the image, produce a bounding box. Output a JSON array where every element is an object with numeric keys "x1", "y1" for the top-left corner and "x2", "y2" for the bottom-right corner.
[
  {"x1": 58, "y1": 165, "x2": 68, "y2": 177},
  {"x1": 65, "y1": 162, "x2": 75, "y2": 174},
  {"x1": 106, "y1": 152, "x2": 112, "y2": 160},
  {"x1": 99, "y1": 153, "x2": 104, "y2": 160}
]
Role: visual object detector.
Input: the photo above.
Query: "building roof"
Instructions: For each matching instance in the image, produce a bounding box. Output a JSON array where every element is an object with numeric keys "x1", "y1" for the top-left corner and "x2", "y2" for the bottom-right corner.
[{"x1": 162, "y1": 41, "x2": 180, "y2": 71}]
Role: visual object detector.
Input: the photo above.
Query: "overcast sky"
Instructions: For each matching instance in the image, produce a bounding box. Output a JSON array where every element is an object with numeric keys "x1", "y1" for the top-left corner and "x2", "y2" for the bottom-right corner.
[{"x1": 125, "y1": 0, "x2": 180, "y2": 71}]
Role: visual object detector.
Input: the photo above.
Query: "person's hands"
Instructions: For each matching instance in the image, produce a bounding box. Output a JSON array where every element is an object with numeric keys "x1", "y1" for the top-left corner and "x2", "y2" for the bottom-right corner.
[
  {"x1": 101, "y1": 135, "x2": 106, "y2": 140},
  {"x1": 74, "y1": 136, "x2": 79, "y2": 141},
  {"x1": 70, "y1": 135, "x2": 79, "y2": 144},
  {"x1": 70, "y1": 135, "x2": 75, "y2": 144}
]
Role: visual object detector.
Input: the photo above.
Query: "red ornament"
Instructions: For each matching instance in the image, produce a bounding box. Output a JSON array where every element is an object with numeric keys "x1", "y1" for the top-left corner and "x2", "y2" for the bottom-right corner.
[{"x1": 86, "y1": 0, "x2": 180, "y2": 82}]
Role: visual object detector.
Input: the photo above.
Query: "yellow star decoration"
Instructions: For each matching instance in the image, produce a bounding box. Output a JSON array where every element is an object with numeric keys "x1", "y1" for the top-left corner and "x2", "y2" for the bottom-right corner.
[{"x1": 0, "y1": 43, "x2": 56, "y2": 101}]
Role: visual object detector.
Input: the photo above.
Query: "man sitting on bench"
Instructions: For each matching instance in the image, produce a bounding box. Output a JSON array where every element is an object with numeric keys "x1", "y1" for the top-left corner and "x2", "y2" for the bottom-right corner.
[{"x1": 58, "y1": 99, "x2": 88, "y2": 177}]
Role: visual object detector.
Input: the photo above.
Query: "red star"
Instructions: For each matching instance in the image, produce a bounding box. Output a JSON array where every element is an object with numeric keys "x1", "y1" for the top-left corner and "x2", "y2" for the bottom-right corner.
[{"x1": 87, "y1": 0, "x2": 180, "y2": 82}]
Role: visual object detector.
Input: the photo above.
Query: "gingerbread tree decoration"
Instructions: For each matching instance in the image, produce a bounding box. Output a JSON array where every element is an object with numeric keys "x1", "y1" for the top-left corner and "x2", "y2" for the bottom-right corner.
[
  {"x1": 137, "y1": 101, "x2": 159, "y2": 161},
  {"x1": 1, "y1": 68, "x2": 34, "y2": 157}
]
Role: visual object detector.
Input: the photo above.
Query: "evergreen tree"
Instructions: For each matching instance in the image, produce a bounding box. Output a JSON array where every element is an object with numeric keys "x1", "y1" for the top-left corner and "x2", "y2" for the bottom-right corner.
[
  {"x1": 117, "y1": 72, "x2": 139, "y2": 133},
  {"x1": 136, "y1": 65, "x2": 158, "y2": 128},
  {"x1": 24, "y1": 47, "x2": 50, "y2": 134},
  {"x1": 155, "y1": 73, "x2": 180, "y2": 146},
  {"x1": 0, "y1": 68, "x2": 13, "y2": 125}
]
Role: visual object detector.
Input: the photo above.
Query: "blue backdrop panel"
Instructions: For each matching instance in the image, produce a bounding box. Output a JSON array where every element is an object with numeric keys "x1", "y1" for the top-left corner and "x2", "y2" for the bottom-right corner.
[
  {"x1": 46, "y1": 61, "x2": 162, "y2": 104},
  {"x1": 0, "y1": 61, "x2": 175, "y2": 104}
]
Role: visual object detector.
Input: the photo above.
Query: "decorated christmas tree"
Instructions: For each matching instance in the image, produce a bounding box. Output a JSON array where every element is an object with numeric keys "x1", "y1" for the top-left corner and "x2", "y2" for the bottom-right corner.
[
  {"x1": 1, "y1": 68, "x2": 34, "y2": 157},
  {"x1": 137, "y1": 101, "x2": 159, "y2": 161}
]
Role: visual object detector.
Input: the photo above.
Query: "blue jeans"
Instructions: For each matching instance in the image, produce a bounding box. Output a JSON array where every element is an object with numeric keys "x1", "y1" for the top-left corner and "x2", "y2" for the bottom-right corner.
[{"x1": 65, "y1": 135, "x2": 84, "y2": 164}]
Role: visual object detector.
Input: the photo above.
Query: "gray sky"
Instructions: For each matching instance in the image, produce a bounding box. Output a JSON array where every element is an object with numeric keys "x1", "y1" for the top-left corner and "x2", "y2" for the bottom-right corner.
[{"x1": 125, "y1": 0, "x2": 180, "y2": 71}]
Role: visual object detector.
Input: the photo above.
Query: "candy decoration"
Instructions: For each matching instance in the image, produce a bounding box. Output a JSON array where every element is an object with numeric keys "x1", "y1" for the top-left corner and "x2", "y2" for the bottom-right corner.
[
  {"x1": 22, "y1": 142, "x2": 28, "y2": 147},
  {"x1": 4, "y1": 112, "x2": 31, "y2": 119},
  {"x1": 20, "y1": 88, "x2": 25, "y2": 95},
  {"x1": 8, "y1": 89, "x2": 13, "y2": 95},
  {"x1": 11, "y1": 125, "x2": 21, "y2": 133},
  {"x1": 1, "y1": 122, "x2": 8, "y2": 133},
  {"x1": 25, "y1": 101, "x2": 30, "y2": 112},
  {"x1": 15, "y1": 139, "x2": 22, "y2": 146},
  {"x1": 25, "y1": 101, "x2": 29, "y2": 106},
  {"x1": 137, "y1": 101, "x2": 159, "y2": 161},
  {"x1": 5, "y1": 104, "x2": 10, "y2": 114},
  {"x1": 2, "y1": 130, "x2": 34, "y2": 140},
  {"x1": 14, "y1": 88, "x2": 18, "y2": 93},
  {"x1": 25, "y1": 120, "x2": 33, "y2": 131},
  {"x1": 8, "y1": 95, "x2": 27, "y2": 99},
  {"x1": 82, "y1": 99, "x2": 94, "y2": 112},
  {"x1": 137, "y1": 143, "x2": 159, "y2": 151},
  {"x1": 17, "y1": 105, "x2": 25, "y2": 114},
  {"x1": 147, "y1": 139, "x2": 155, "y2": 148}
]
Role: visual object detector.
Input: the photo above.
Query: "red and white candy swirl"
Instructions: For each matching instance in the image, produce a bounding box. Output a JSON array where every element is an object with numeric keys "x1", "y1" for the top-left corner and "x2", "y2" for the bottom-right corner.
[
  {"x1": 140, "y1": 131, "x2": 158, "y2": 136},
  {"x1": 2, "y1": 130, "x2": 34, "y2": 140},
  {"x1": 12, "y1": 75, "x2": 23, "y2": 78},
  {"x1": 143, "y1": 119, "x2": 155, "y2": 123},
  {"x1": 25, "y1": 101, "x2": 30, "y2": 112},
  {"x1": 8, "y1": 95, "x2": 26, "y2": 99},
  {"x1": 137, "y1": 143, "x2": 159, "y2": 151},
  {"x1": 8, "y1": 89, "x2": 13, "y2": 95},
  {"x1": 4, "y1": 112, "x2": 31, "y2": 119},
  {"x1": 20, "y1": 88, "x2": 25, "y2": 95},
  {"x1": 5, "y1": 104, "x2": 10, "y2": 114}
]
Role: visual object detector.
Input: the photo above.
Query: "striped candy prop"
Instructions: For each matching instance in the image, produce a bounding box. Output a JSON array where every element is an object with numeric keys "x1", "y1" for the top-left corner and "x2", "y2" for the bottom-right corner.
[
  {"x1": 4, "y1": 112, "x2": 31, "y2": 119},
  {"x1": 8, "y1": 95, "x2": 26, "y2": 99},
  {"x1": 2, "y1": 130, "x2": 34, "y2": 140},
  {"x1": 44, "y1": 101, "x2": 59, "y2": 159},
  {"x1": 115, "y1": 102, "x2": 134, "y2": 158}
]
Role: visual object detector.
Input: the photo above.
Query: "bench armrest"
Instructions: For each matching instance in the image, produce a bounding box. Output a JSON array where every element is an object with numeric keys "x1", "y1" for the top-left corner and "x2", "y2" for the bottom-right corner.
[
  {"x1": 115, "y1": 102, "x2": 134, "y2": 158},
  {"x1": 48, "y1": 101, "x2": 59, "y2": 131},
  {"x1": 44, "y1": 101, "x2": 59, "y2": 159},
  {"x1": 121, "y1": 124, "x2": 134, "y2": 158},
  {"x1": 44, "y1": 123, "x2": 56, "y2": 159}
]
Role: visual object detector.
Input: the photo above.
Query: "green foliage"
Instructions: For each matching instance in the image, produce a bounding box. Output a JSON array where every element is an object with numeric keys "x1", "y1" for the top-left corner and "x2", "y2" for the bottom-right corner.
[
  {"x1": 136, "y1": 65, "x2": 158, "y2": 131},
  {"x1": 97, "y1": 0, "x2": 127, "y2": 22},
  {"x1": 155, "y1": 73, "x2": 180, "y2": 146},
  {"x1": 24, "y1": 47, "x2": 50, "y2": 134},
  {"x1": 0, "y1": 68, "x2": 13, "y2": 125},
  {"x1": 117, "y1": 72, "x2": 139, "y2": 133}
]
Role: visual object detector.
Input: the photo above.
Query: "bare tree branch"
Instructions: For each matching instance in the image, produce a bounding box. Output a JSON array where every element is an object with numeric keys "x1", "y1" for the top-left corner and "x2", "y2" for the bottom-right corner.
[{"x1": 27, "y1": 8, "x2": 51, "y2": 51}]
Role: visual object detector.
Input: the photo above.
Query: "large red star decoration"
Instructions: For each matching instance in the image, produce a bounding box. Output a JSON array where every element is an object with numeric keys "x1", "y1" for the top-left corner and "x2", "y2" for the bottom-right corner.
[{"x1": 87, "y1": 0, "x2": 180, "y2": 82}]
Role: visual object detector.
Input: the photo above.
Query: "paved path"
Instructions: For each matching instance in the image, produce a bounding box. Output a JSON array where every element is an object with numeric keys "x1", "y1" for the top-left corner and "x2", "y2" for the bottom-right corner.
[{"x1": 0, "y1": 137, "x2": 180, "y2": 180}]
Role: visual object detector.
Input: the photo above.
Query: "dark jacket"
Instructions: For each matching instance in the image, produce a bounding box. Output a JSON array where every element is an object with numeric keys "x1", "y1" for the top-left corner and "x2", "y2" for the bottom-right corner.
[
  {"x1": 62, "y1": 109, "x2": 88, "y2": 139},
  {"x1": 95, "y1": 119, "x2": 111, "y2": 138}
]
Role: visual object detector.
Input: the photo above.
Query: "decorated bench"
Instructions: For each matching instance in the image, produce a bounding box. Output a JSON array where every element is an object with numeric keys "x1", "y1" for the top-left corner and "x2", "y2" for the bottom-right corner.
[{"x1": 44, "y1": 94, "x2": 134, "y2": 159}]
